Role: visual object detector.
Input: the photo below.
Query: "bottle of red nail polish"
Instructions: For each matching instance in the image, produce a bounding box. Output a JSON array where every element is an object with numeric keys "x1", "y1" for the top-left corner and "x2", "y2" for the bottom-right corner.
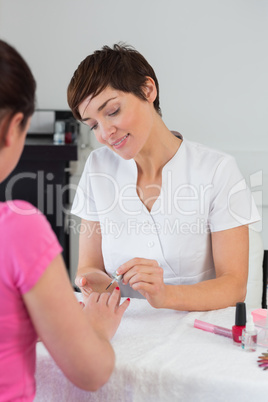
[{"x1": 232, "y1": 302, "x2": 246, "y2": 345}]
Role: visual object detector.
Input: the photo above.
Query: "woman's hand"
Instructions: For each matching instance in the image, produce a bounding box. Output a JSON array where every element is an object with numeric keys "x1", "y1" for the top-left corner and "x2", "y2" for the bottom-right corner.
[
  {"x1": 83, "y1": 287, "x2": 130, "y2": 340},
  {"x1": 117, "y1": 258, "x2": 168, "y2": 308},
  {"x1": 75, "y1": 270, "x2": 118, "y2": 303}
]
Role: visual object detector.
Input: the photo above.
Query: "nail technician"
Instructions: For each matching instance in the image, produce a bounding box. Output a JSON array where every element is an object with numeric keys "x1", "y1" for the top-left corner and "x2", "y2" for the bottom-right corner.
[{"x1": 68, "y1": 43, "x2": 259, "y2": 311}]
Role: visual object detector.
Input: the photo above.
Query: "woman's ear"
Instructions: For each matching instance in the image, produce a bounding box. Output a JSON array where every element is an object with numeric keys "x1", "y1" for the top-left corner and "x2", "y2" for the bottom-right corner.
[
  {"x1": 143, "y1": 77, "x2": 157, "y2": 103},
  {"x1": 4, "y1": 112, "x2": 24, "y2": 147}
]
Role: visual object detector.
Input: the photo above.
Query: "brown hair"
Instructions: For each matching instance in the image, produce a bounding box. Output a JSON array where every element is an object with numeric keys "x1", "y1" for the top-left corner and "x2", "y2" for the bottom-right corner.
[
  {"x1": 0, "y1": 40, "x2": 36, "y2": 144},
  {"x1": 67, "y1": 43, "x2": 161, "y2": 120}
]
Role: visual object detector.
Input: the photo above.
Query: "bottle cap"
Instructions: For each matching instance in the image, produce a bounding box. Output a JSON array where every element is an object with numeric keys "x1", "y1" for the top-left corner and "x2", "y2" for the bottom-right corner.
[
  {"x1": 246, "y1": 313, "x2": 255, "y2": 332},
  {"x1": 235, "y1": 302, "x2": 246, "y2": 326},
  {"x1": 112, "y1": 270, "x2": 123, "y2": 282},
  {"x1": 55, "y1": 121, "x2": 65, "y2": 133}
]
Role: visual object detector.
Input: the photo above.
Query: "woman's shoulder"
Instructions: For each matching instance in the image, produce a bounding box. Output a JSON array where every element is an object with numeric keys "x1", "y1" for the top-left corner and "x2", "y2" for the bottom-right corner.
[
  {"x1": 0, "y1": 200, "x2": 37, "y2": 220},
  {"x1": 0, "y1": 200, "x2": 53, "y2": 237},
  {"x1": 182, "y1": 137, "x2": 235, "y2": 168}
]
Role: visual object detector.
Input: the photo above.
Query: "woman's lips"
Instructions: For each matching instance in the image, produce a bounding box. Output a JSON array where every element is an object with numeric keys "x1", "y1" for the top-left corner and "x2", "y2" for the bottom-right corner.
[{"x1": 111, "y1": 133, "x2": 129, "y2": 148}]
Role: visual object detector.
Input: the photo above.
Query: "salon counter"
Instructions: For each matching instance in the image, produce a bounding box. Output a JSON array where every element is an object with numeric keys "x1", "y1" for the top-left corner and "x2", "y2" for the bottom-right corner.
[
  {"x1": 22, "y1": 136, "x2": 78, "y2": 161},
  {"x1": 35, "y1": 298, "x2": 268, "y2": 402}
]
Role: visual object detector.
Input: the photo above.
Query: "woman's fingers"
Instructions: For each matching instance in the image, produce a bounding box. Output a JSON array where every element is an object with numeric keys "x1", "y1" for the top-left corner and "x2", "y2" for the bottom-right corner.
[
  {"x1": 75, "y1": 275, "x2": 86, "y2": 288},
  {"x1": 123, "y1": 264, "x2": 163, "y2": 285},
  {"x1": 107, "y1": 287, "x2": 121, "y2": 307},
  {"x1": 117, "y1": 258, "x2": 159, "y2": 275},
  {"x1": 87, "y1": 291, "x2": 101, "y2": 304},
  {"x1": 85, "y1": 287, "x2": 130, "y2": 319},
  {"x1": 128, "y1": 272, "x2": 154, "y2": 286},
  {"x1": 75, "y1": 276, "x2": 93, "y2": 304},
  {"x1": 117, "y1": 297, "x2": 130, "y2": 316},
  {"x1": 78, "y1": 301, "x2": 85, "y2": 309},
  {"x1": 107, "y1": 287, "x2": 130, "y2": 316},
  {"x1": 98, "y1": 292, "x2": 110, "y2": 304}
]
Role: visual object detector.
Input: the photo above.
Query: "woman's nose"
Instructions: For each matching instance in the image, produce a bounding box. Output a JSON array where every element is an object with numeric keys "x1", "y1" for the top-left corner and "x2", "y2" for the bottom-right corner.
[{"x1": 99, "y1": 121, "x2": 115, "y2": 141}]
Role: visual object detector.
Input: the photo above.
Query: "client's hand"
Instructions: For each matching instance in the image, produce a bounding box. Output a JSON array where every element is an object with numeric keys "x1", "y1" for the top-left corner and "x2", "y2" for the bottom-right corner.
[
  {"x1": 83, "y1": 287, "x2": 130, "y2": 340},
  {"x1": 75, "y1": 270, "x2": 118, "y2": 303}
]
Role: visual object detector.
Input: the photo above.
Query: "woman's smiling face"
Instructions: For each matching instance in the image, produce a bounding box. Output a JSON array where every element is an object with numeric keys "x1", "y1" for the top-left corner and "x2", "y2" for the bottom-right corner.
[{"x1": 79, "y1": 82, "x2": 157, "y2": 160}]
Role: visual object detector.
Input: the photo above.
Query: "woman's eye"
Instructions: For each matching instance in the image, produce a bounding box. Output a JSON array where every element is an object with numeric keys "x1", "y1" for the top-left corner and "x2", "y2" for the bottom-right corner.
[
  {"x1": 90, "y1": 122, "x2": 98, "y2": 131},
  {"x1": 89, "y1": 108, "x2": 119, "y2": 130},
  {"x1": 109, "y1": 108, "x2": 120, "y2": 117}
]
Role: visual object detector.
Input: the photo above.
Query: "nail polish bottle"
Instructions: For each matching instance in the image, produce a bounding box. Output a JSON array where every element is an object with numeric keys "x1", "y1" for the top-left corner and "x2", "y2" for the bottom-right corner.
[
  {"x1": 241, "y1": 313, "x2": 257, "y2": 352},
  {"x1": 112, "y1": 270, "x2": 123, "y2": 283},
  {"x1": 232, "y1": 302, "x2": 246, "y2": 345}
]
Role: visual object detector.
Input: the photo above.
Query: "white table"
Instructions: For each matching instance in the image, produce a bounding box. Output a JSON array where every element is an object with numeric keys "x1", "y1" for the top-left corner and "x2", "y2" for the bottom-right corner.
[{"x1": 35, "y1": 299, "x2": 268, "y2": 402}]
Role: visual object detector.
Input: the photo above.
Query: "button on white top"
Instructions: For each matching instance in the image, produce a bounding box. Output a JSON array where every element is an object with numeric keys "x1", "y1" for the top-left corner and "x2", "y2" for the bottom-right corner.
[{"x1": 147, "y1": 241, "x2": 155, "y2": 247}]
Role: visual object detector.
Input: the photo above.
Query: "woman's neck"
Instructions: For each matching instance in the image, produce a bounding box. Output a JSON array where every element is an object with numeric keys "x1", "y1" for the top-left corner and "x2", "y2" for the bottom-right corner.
[{"x1": 134, "y1": 121, "x2": 182, "y2": 180}]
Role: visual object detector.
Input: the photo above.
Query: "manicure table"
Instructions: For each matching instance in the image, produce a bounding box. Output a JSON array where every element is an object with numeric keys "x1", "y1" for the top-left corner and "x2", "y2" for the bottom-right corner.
[{"x1": 34, "y1": 297, "x2": 268, "y2": 402}]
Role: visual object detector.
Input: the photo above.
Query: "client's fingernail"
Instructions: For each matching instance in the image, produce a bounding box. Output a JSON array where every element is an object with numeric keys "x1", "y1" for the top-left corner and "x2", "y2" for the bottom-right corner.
[
  {"x1": 127, "y1": 298, "x2": 130, "y2": 301},
  {"x1": 79, "y1": 278, "x2": 83, "y2": 286},
  {"x1": 116, "y1": 287, "x2": 120, "y2": 290}
]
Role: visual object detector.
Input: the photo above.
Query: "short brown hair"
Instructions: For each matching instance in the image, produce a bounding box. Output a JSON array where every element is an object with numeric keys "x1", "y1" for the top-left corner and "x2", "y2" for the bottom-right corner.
[{"x1": 67, "y1": 43, "x2": 161, "y2": 120}]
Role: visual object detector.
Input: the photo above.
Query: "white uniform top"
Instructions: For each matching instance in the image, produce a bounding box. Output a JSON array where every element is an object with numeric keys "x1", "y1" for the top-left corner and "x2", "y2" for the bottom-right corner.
[{"x1": 71, "y1": 134, "x2": 260, "y2": 297}]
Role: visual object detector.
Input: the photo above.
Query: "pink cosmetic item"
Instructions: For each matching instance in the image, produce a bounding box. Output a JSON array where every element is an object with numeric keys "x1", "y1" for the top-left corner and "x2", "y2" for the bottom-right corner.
[
  {"x1": 251, "y1": 308, "x2": 267, "y2": 326},
  {"x1": 253, "y1": 309, "x2": 268, "y2": 348},
  {"x1": 194, "y1": 319, "x2": 232, "y2": 339}
]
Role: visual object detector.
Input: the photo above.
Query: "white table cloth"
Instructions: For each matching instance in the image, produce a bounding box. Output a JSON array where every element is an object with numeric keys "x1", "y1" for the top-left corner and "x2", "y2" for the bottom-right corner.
[{"x1": 35, "y1": 299, "x2": 268, "y2": 402}]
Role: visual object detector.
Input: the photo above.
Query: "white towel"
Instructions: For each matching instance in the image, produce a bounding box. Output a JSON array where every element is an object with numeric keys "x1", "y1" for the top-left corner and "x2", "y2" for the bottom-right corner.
[{"x1": 35, "y1": 299, "x2": 268, "y2": 402}]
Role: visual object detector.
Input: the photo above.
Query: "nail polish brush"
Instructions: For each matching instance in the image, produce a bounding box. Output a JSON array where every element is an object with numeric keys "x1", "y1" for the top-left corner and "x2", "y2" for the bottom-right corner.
[{"x1": 105, "y1": 271, "x2": 123, "y2": 290}]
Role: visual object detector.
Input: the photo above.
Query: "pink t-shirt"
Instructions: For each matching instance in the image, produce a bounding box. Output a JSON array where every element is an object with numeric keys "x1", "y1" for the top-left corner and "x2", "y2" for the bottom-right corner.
[{"x1": 0, "y1": 200, "x2": 62, "y2": 401}]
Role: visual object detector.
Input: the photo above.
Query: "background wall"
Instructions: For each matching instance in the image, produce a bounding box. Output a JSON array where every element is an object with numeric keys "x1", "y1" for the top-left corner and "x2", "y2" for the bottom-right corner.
[{"x1": 0, "y1": 0, "x2": 267, "y2": 246}]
